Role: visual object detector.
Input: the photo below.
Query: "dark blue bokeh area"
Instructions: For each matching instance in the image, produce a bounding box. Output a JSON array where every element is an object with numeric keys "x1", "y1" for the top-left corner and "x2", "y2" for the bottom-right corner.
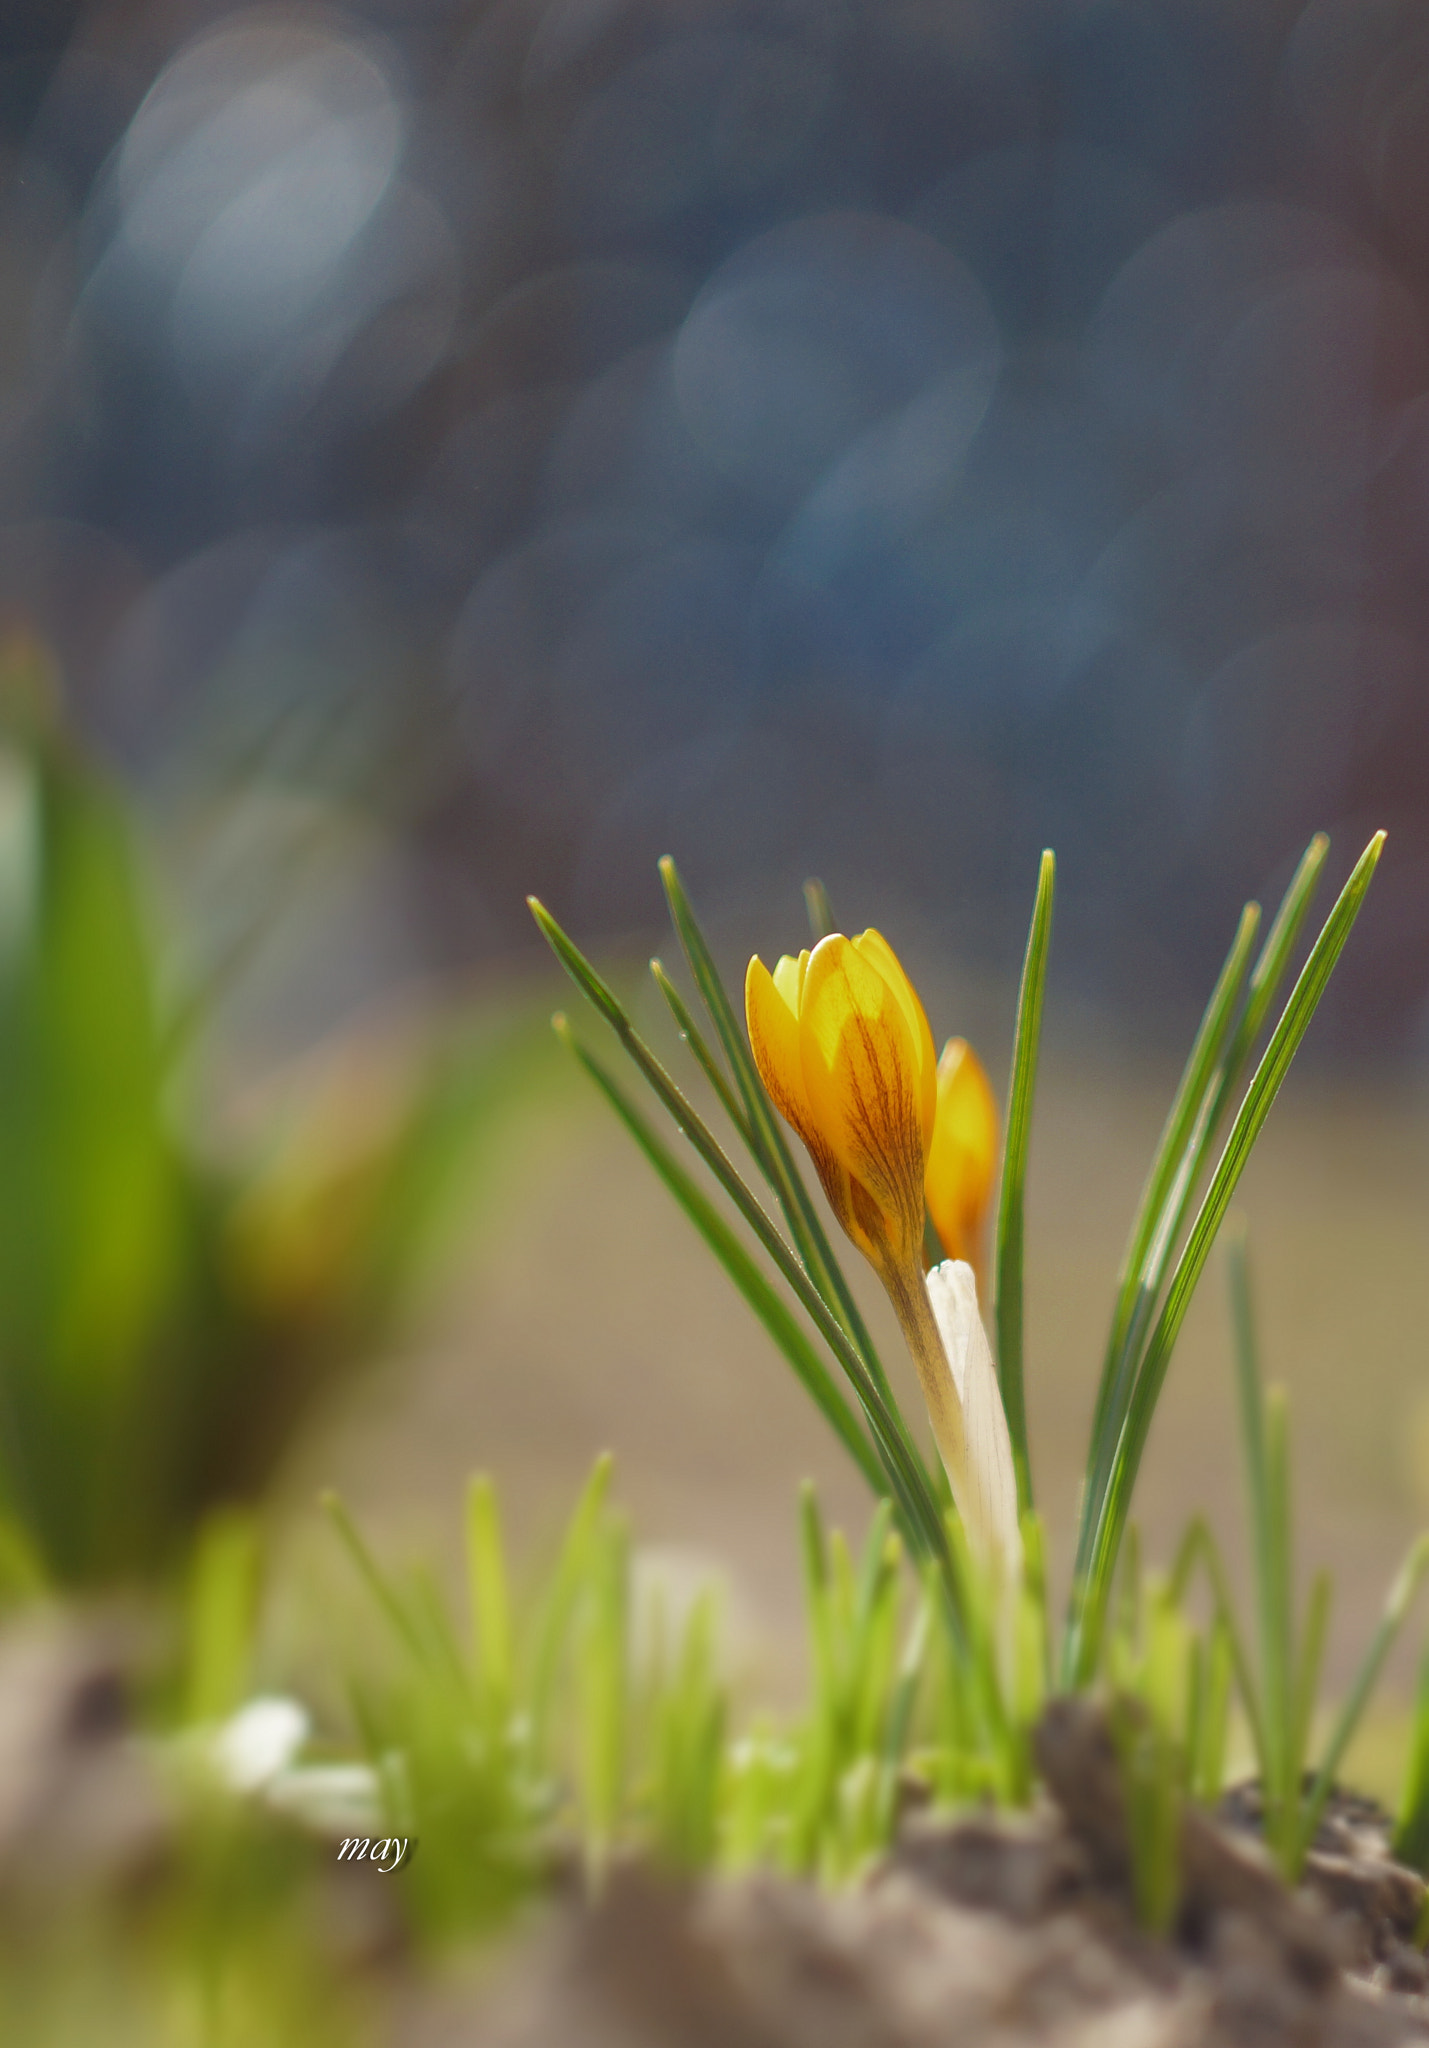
[{"x1": 3, "y1": 0, "x2": 1429, "y2": 1046}]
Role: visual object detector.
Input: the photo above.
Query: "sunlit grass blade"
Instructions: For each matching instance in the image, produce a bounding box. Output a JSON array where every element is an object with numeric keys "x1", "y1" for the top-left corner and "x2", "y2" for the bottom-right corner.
[
  {"x1": 558, "y1": 1019, "x2": 883, "y2": 1493},
  {"x1": 1227, "y1": 1226, "x2": 1269, "y2": 1608},
  {"x1": 1226, "y1": 1226, "x2": 1293, "y2": 1827},
  {"x1": 1067, "y1": 831, "x2": 1384, "y2": 1679},
  {"x1": 1296, "y1": 1533, "x2": 1429, "y2": 1868},
  {"x1": 1174, "y1": 1518, "x2": 1268, "y2": 1768},
  {"x1": 1222, "y1": 834, "x2": 1330, "y2": 1080},
  {"x1": 530, "y1": 898, "x2": 948, "y2": 1574},
  {"x1": 323, "y1": 1489, "x2": 429, "y2": 1666},
  {"x1": 577, "y1": 1512, "x2": 629, "y2": 1884},
  {"x1": 655, "y1": 858, "x2": 892, "y2": 1401},
  {"x1": 650, "y1": 959, "x2": 754, "y2": 1144},
  {"x1": 531, "y1": 1453, "x2": 613, "y2": 1760},
  {"x1": 1262, "y1": 1384, "x2": 1294, "y2": 1827},
  {"x1": 994, "y1": 849, "x2": 1054, "y2": 1517},
  {"x1": 1088, "y1": 903, "x2": 1261, "y2": 1458},
  {"x1": 1191, "y1": 1617, "x2": 1234, "y2": 1804}
]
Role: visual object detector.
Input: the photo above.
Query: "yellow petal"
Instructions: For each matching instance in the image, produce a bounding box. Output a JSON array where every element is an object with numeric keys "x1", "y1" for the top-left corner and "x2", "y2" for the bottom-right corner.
[
  {"x1": 747, "y1": 949, "x2": 878, "y2": 1255},
  {"x1": 771, "y1": 949, "x2": 809, "y2": 1012},
  {"x1": 850, "y1": 929, "x2": 937, "y2": 1145},
  {"x1": 799, "y1": 933, "x2": 927, "y2": 1261},
  {"x1": 746, "y1": 954, "x2": 818, "y2": 1149},
  {"x1": 926, "y1": 1037, "x2": 998, "y2": 1269}
]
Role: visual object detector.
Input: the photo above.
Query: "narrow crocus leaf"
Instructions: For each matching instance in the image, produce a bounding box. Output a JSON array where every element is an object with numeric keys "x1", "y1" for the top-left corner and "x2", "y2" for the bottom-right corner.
[
  {"x1": 925, "y1": 1260, "x2": 1020, "y2": 1586},
  {"x1": 1088, "y1": 901, "x2": 1260, "y2": 1461},
  {"x1": 1069, "y1": 830, "x2": 1385, "y2": 1678},
  {"x1": 1170, "y1": 1515, "x2": 1268, "y2": 1773},
  {"x1": 530, "y1": 1453, "x2": 613, "y2": 1760},
  {"x1": 994, "y1": 849, "x2": 1054, "y2": 1517},
  {"x1": 557, "y1": 1017, "x2": 884, "y2": 1495},
  {"x1": 1225, "y1": 834, "x2": 1330, "y2": 1074},
  {"x1": 650, "y1": 958, "x2": 753, "y2": 1145}
]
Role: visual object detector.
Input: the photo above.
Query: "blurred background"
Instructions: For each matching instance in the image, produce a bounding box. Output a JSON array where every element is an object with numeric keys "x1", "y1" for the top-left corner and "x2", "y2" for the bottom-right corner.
[{"x1": 0, "y1": 0, "x2": 1428, "y2": 1703}]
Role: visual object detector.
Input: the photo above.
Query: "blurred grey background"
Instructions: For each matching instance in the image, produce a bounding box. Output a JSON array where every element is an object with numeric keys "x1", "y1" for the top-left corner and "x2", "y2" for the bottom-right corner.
[{"x1": 1, "y1": 0, "x2": 1428, "y2": 1048}]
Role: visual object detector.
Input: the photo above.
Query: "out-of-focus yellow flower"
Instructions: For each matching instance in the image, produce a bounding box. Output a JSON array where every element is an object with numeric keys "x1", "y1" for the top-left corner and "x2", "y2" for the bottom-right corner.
[
  {"x1": 746, "y1": 930, "x2": 1019, "y2": 1581},
  {"x1": 926, "y1": 1038, "x2": 998, "y2": 1278},
  {"x1": 745, "y1": 931, "x2": 935, "y2": 1277}
]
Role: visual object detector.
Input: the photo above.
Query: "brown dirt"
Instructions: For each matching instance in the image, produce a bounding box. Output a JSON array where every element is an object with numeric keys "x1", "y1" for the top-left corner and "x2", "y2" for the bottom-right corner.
[{"x1": 421, "y1": 1699, "x2": 1429, "y2": 2048}]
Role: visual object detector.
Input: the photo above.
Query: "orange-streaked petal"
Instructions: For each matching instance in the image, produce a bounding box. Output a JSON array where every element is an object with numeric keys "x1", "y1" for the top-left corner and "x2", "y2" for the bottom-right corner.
[
  {"x1": 746, "y1": 954, "x2": 817, "y2": 1148},
  {"x1": 799, "y1": 933, "x2": 926, "y2": 1259},
  {"x1": 926, "y1": 1037, "x2": 998, "y2": 1267},
  {"x1": 850, "y1": 928, "x2": 937, "y2": 1145}
]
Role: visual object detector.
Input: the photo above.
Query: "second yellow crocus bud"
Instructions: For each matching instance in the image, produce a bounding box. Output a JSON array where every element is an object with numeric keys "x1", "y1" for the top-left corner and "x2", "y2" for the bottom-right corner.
[{"x1": 926, "y1": 1036, "x2": 998, "y2": 1281}]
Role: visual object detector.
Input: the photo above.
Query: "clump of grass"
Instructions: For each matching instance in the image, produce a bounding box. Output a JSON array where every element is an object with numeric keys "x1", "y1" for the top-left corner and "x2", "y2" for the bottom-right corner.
[{"x1": 316, "y1": 1456, "x2": 1253, "y2": 1943}]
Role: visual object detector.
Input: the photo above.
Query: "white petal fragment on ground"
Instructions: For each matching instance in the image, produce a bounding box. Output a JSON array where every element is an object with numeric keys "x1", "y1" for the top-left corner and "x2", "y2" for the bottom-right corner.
[
  {"x1": 213, "y1": 1694, "x2": 311, "y2": 1792},
  {"x1": 924, "y1": 1258, "x2": 1022, "y2": 1580}
]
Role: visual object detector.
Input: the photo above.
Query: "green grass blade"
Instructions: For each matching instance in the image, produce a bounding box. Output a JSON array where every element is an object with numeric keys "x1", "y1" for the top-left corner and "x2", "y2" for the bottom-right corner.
[
  {"x1": 1088, "y1": 903, "x2": 1261, "y2": 1460},
  {"x1": 1224, "y1": 834, "x2": 1330, "y2": 1076},
  {"x1": 1192, "y1": 1617, "x2": 1234, "y2": 1804},
  {"x1": 322, "y1": 1489, "x2": 428, "y2": 1666},
  {"x1": 1263, "y1": 1385, "x2": 1294, "y2": 1811},
  {"x1": 650, "y1": 958, "x2": 754, "y2": 1143},
  {"x1": 994, "y1": 850, "x2": 1054, "y2": 1517},
  {"x1": 1393, "y1": 1648, "x2": 1429, "y2": 1870},
  {"x1": 1167, "y1": 1517, "x2": 1269, "y2": 1772},
  {"x1": 655, "y1": 859, "x2": 893, "y2": 1401},
  {"x1": 578, "y1": 1514, "x2": 629, "y2": 1881},
  {"x1": 560, "y1": 1020, "x2": 883, "y2": 1494},
  {"x1": 1068, "y1": 832, "x2": 1384, "y2": 1679},
  {"x1": 1227, "y1": 1228, "x2": 1270, "y2": 1620},
  {"x1": 1297, "y1": 1534, "x2": 1429, "y2": 1871},
  {"x1": 530, "y1": 1455, "x2": 614, "y2": 1763}
]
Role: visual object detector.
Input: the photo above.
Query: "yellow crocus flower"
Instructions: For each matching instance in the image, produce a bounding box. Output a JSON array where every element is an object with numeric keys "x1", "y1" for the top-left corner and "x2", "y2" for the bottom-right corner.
[
  {"x1": 745, "y1": 931, "x2": 935, "y2": 1276},
  {"x1": 926, "y1": 1037, "x2": 998, "y2": 1282},
  {"x1": 745, "y1": 931, "x2": 1018, "y2": 1577}
]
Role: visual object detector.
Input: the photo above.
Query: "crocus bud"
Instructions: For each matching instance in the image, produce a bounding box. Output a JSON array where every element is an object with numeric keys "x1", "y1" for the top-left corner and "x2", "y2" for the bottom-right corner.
[
  {"x1": 926, "y1": 1037, "x2": 998, "y2": 1281},
  {"x1": 745, "y1": 931, "x2": 935, "y2": 1276}
]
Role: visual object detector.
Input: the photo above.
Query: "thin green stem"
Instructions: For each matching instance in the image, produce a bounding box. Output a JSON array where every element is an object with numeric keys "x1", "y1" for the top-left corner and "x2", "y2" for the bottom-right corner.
[{"x1": 650, "y1": 959, "x2": 754, "y2": 1145}]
